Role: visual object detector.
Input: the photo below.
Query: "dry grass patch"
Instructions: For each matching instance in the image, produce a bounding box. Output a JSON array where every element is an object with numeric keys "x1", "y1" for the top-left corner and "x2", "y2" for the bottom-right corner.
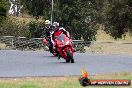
[
  {"x1": 85, "y1": 42, "x2": 132, "y2": 55},
  {"x1": 0, "y1": 43, "x2": 6, "y2": 50},
  {"x1": 96, "y1": 30, "x2": 132, "y2": 42}
]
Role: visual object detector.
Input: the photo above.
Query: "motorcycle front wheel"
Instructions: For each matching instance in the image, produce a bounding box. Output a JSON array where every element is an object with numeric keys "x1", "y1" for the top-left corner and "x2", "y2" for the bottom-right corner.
[{"x1": 66, "y1": 50, "x2": 74, "y2": 63}]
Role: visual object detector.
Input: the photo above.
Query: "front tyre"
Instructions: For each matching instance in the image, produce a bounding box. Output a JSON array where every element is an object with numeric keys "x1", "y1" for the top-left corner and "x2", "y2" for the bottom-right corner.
[{"x1": 66, "y1": 51, "x2": 74, "y2": 63}]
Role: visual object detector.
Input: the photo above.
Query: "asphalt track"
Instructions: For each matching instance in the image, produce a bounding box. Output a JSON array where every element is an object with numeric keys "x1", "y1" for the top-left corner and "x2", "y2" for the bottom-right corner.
[{"x1": 0, "y1": 50, "x2": 132, "y2": 77}]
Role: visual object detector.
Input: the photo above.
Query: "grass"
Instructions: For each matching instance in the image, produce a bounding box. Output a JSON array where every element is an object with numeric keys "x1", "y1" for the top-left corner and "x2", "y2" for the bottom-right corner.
[
  {"x1": 96, "y1": 30, "x2": 132, "y2": 42},
  {"x1": 84, "y1": 30, "x2": 132, "y2": 55},
  {"x1": 0, "y1": 72, "x2": 132, "y2": 88},
  {"x1": 85, "y1": 42, "x2": 132, "y2": 55}
]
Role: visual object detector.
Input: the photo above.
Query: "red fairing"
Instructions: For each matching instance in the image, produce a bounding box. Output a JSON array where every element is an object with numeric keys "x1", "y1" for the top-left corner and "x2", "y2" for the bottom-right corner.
[
  {"x1": 53, "y1": 30, "x2": 75, "y2": 61},
  {"x1": 54, "y1": 31, "x2": 62, "y2": 37}
]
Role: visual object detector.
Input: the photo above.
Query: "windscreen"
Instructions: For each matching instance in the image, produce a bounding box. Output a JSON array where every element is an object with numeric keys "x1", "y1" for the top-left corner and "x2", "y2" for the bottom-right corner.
[{"x1": 55, "y1": 34, "x2": 65, "y2": 42}]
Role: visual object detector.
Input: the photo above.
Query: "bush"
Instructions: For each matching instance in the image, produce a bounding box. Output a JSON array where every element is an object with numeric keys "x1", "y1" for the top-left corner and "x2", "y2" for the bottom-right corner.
[
  {"x1": 27, "y1": 21, "x2": 44, "y2": 38},
  {"x1": 0, "y1": 17, "x2": 29, "y2": 37},
  {"x1": 0, "y1": 16, "x2": 45, "y2": 38}
]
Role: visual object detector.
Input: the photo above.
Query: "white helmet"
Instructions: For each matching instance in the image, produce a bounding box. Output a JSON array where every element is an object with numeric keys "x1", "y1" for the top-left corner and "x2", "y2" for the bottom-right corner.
[
  {"x1": 52, "y1": 22, "x2": 59, "y2": 27},
  {"x1": 45, "y1": 20, "x2": 51, "y2": 25}
]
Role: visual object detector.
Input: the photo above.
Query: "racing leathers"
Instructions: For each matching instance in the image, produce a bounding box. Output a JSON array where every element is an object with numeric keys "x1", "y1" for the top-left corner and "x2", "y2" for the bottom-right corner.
[{"x1": 43, "y1": 26, "x2": 53, "y2": 53}]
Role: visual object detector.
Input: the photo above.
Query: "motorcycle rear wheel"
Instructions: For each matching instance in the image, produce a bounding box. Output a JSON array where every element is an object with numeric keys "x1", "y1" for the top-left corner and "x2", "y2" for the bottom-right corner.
[
  {"x1": 66, "y1": 60, "x2": 70, "y2": 63},
  {"x1": 66, "y1": 51, "x2": 74, "y2": 63}
]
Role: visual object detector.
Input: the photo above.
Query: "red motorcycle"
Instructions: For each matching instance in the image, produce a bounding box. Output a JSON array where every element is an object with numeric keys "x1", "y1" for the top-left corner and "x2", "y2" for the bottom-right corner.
[{"x1": 53, "y1": 31, "x2": 75, "y2": 63}]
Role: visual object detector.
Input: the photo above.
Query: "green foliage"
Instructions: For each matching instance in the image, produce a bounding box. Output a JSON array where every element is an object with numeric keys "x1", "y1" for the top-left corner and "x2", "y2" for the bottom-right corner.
[
  {"x1": 28, "y1": 21, "x2": 44, "y2": 38},
  {"x1": 21, "y1": 0, "x2": 98, "y2": 40},
  {"x1": 1, "y1": 0, "x2": 131, "y2": 40},
  {"x1": 53, "y1": 0, "x2": 98, "y2": 40},
  {"x1": 21, "y1": 0, "x2": 51, "y2": 16},
  {"x1": 0, "y1": 0, "x2": 8, "y2": 23},
  {"x1": 103, "y1": 0, "x2": 132, "y2": 39},
  {"x1": 0, "y1": 17, "x2": 45, "y2": 38},
  {"x1": 0, "y1": 18, "x2": 29, "y2": 37}
]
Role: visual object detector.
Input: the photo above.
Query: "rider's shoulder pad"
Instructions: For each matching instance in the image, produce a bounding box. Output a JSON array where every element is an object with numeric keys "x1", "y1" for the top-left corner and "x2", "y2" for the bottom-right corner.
[{"x1": 59, "y1": 27, "x2": 65, "y2": 31}]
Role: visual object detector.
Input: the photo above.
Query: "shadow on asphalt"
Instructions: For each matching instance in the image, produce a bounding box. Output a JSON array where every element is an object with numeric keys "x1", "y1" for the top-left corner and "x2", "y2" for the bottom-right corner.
[
  {"x1": 59, "y1": 62, "x2": 72, "y2": 64},
  {"x1": 42, "y1": 55, "x2": 57, "y2": 58}
]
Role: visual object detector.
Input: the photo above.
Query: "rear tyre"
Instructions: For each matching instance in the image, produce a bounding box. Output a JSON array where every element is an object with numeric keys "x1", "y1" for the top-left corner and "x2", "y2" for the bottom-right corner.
[
  {"x1": 66, "y1": 51, "x2": 74, "y2": 63},
  {"x1": 66, "y1": 60, "x2": 70, "y2": 63}
]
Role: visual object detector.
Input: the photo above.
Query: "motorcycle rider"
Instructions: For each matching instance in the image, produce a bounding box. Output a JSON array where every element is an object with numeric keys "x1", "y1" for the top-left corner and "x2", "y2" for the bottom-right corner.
[
  {"x1": 44, "y1": 20, "x2": 51, "y2": 39},
  {"x1": 43, "y1": 20, "x2": 53, "y2": 53}
]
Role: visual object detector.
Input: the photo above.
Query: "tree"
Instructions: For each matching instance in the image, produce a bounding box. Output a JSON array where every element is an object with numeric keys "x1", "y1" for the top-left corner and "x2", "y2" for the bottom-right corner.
[
  {"x1": 0, "y1": 0, "x2": 8, "y2": 23},
  {"x1": 102, "y1": 0, "x2": 132, "y2": 39},
  {"x1": 53, "y1": 0, "x2": 98, "y2": 40},
  {"x1": 21, "y1": 0, "x2": 51, "y2": 17},
  {"x1": 21, "y1": 0, "x2": 98, "y2": 40}
]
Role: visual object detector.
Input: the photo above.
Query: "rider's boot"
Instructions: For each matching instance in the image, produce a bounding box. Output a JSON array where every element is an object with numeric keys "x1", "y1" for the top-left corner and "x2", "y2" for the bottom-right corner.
[
  {"x1": 58, "y1": 54, "x2": 60, "y2": 60},
  {"x1": 49, "y1": 45, "x2": 53, "y2": 53}
]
